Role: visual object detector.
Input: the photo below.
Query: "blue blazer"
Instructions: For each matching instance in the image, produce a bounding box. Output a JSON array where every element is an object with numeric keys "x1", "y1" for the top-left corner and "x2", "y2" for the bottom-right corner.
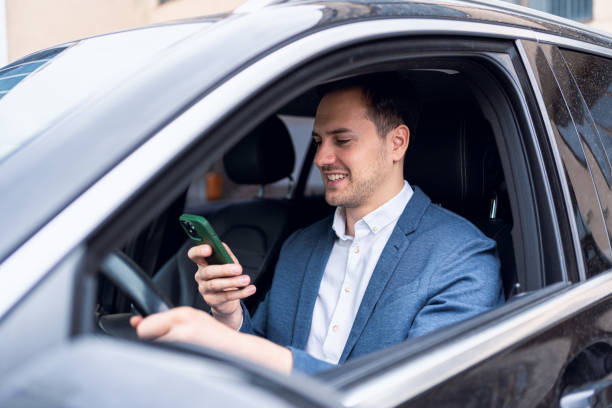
[{"x1": 240, "y1": 187, "x2": 503, "y2": 373}]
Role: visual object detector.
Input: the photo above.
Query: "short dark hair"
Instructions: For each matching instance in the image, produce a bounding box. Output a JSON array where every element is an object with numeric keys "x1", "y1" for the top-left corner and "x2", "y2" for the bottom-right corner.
[{"x1": 317, "y1": 73, "x2": 421, "y2": 137}]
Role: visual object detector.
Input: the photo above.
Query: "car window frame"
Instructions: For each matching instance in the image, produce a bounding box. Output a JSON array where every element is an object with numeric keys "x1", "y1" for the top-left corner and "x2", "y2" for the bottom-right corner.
[{"x1": 82, "y1": 41, "x2": 552, "y2": 298}]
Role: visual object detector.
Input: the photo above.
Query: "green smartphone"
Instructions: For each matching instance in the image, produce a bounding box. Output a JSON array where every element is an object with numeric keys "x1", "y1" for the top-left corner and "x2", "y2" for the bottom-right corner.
[{"x1": 179, "y1": 213, "x2": 234, "y2": 265}]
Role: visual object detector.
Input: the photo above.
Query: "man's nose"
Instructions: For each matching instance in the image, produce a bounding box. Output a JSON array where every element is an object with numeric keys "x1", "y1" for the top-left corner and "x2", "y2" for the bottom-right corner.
[{"x1": 314, "y1": 140, "x2": 335, "y2": 168}]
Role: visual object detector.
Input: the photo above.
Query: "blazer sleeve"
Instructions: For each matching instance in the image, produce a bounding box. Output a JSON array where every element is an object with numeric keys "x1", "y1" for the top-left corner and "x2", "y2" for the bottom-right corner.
[
  {"x1": 408, "y1": 234, "x2": 504, "y2": 338},
  {"x1": 238, "y1": 226, "x2": 337, "y2": 374},
  {"x1": 241, "y1": 315, "x2": 336, "y2": 374},
  {"x1": 240, "y1": 300, "x2": 337, "y2": 374},
  {"x1": 238, "y1": 296, "x2": 267, "y2": 337},
  {"x1": 288, "y1": 347, "x2": 335, "y2": 374}
]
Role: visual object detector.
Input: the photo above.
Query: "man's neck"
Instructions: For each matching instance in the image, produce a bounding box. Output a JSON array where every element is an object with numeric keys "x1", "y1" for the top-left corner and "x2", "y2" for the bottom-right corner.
[{"x1": 344, "y1": 179, "x2": 405, "y2": 236}]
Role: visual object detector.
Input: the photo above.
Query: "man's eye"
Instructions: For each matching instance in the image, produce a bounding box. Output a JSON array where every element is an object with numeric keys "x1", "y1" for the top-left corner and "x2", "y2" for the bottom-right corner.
[
  {"x1": 336, "y1": 139, "x2": 350, "y2": 145},
  {"x1": 313, "y1": 139, "x2": 321, "y2": 146}
]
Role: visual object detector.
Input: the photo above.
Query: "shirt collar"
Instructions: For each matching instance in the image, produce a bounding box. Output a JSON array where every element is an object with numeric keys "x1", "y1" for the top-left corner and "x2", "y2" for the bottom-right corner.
[{"x1": 332, "y1": 181, "x2": 413, "y2": 239}]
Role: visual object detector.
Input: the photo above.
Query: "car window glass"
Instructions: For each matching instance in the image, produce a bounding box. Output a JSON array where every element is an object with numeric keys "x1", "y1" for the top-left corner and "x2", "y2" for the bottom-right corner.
[
  {"x1": 561, "y1": 50, "x2": 612, "y2": 164},
  {"x1": 283, "y1": 115, "x2": 325, "y2": 196},
  {"x1": 523, "y1": 41, "x2": 612, "y2": 278},
  {"x1": 561, "y1": 49, "x2": 612, "y2": 274},
  {"x1": 304, "y1": 160, "x2": 325, "y2": 196}
]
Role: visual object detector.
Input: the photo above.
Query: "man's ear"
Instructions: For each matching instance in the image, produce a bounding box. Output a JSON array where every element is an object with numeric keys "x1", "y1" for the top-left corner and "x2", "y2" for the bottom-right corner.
[{"x1": 390, "y1": 124, "x2": 410, "y2": 162}]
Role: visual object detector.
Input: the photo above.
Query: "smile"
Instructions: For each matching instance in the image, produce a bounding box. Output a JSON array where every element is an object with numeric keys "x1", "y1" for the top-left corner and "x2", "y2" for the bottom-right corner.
[{"x1": 327, "y1": 174, "x2": 347, "y2": 181}]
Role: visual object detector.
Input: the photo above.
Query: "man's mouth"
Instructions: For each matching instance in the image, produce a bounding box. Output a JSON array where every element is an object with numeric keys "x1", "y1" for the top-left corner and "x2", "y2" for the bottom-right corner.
[
  {"x1": 325, "y1": 173, "x2": 348, "y2": 188},
  {"x1": 327, "y1": 174, "x2": 347, "y2": 181}
]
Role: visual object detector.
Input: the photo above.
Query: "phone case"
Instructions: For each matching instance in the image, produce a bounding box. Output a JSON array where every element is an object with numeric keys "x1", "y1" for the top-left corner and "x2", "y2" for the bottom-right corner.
[{"x1": 179, "y1": 213, "x2": 234, "y2": 265}]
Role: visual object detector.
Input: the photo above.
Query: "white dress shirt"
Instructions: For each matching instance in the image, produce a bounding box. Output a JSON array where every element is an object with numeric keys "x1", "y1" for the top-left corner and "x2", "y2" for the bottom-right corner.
[{"x1": 305, "y1": 181, "x2": 413, "y2": 364}]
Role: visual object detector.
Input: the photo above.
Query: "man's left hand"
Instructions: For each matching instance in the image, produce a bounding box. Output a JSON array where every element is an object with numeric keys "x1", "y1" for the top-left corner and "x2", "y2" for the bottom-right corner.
[
  {"x1": 129, "y1": 307, "x2": 293, "y2": 374},
  {"x1": 130, "y1": 307, "x2": 237, "y2": 345}
]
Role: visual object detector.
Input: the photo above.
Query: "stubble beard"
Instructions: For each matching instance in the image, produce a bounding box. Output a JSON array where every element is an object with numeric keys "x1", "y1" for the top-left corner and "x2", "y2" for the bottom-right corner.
[{"x1": 325, "y1": 148, "x2": 388, "y2": 209}]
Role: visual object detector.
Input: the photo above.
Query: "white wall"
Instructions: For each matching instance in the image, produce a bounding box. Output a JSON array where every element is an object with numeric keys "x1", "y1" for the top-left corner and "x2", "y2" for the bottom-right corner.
[
  {"x1": 0, "y1": 0, "x2": 7, "y2": 67},
  {"x1": 4, "y1": 0, "x2": 246, "y2": 64},
  {"x1": 589, "y1": 0, "x2": 612, "y2": 34}
]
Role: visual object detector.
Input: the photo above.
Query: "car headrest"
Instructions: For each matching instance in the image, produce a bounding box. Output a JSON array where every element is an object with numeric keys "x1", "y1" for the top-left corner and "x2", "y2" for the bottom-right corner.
[
  {"x1": 404, "y1": 100, "x2": 502, "y2": 217},
  {"x1": 223, "y1": 116, "x2": 295, "y2": 185}
]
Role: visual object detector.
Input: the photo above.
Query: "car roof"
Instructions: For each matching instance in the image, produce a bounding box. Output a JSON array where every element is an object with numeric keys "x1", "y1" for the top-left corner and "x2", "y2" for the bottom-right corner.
[
  {"x1": 239, "y1": 0, "x2": 612, "y2": 47},
  {"x1": 1, "y1": 0, "x2": 610, "y2": 262}
]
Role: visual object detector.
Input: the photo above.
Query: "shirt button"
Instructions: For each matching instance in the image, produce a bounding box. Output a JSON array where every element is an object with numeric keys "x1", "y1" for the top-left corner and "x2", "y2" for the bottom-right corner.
[
  {"x1": 373, "y1": 226, "x2": 379, "y2": 232},
  {"x1": 353, "y1": 246, "x2": 360, "y2": 254},
  {"x1": 344, "y1": 286, "x2": 351, "y2": 293},
  {"x1": 332, "y1": 324, "x2": 339, "y2": 332}
]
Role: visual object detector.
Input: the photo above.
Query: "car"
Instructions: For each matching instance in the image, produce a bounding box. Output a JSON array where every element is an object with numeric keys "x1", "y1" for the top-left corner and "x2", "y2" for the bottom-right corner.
[{"x1": 1, "y1": 0, "x2": 612, "y2": 406}]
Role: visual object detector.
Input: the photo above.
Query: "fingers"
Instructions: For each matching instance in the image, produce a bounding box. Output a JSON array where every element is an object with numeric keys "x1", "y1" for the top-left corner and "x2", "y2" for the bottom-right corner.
[
  {"x1": 195, "y1": 263, "x2": 243, "y2": 282},
  {"x1": 188, "y1": 242, "x2": 251, "y2": 316},
  {"x1": 203, "y1": 284, "x2": 256, "y2": 304},
  {"x1": 130, "y1": 315, "x2": 144, "y2": 328},
  {"x1": 201, "y1": 274, "x2": 250, "y2": 292},
  {"x1": 187, "y1": 244, "x2": 212, "y2": 266},
  {"x1": 134, "y1": 307, "x2": 198, "y2": 341},
  {"x1": 133, "y1": 307, "x2": 222, "y2": 344},
  {"x1": 135, "y1": 312, "x2": 174, "y2": 340},
  {"x1": 188, "y1": 242, "x2": 240, "y2": 266}
]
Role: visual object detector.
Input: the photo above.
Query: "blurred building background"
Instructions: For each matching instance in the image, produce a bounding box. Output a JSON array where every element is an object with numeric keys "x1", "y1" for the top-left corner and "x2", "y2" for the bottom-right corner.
[
  {"x1": 0, "y1": 0, "x2": 611, "y2": 66},
  {"x1": 502, "y1": 0, "x2": 612, "y2": 31},
  {"x1": 0, "y1": 0, "x2": 246, "y2": 66}
]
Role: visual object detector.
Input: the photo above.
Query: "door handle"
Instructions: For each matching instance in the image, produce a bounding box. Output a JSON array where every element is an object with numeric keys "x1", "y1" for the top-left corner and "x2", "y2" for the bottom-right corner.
[{"x1": 560, "y1": 379, "x2": 612, "y2": 408}]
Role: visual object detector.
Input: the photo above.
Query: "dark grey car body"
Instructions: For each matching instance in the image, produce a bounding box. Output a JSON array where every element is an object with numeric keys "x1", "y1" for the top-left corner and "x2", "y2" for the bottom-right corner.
[{"x1": 2, "y1": 1, "x2": 612, "y2": 406}]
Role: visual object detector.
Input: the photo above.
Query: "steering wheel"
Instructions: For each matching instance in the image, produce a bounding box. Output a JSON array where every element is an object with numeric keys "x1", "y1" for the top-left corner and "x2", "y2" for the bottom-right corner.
[{"x1": 100, "y1": 251, "x2": 174, "y2": 316}]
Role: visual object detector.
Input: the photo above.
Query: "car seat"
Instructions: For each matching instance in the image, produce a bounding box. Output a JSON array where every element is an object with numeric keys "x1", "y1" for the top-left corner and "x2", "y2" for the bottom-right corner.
[{"x1": 404, "y1": 88, "x2": 517, "y2": 299}]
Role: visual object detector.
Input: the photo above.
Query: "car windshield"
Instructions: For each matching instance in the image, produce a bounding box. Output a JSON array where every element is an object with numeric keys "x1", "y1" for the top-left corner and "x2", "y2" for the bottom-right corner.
[{"x1": 0, "y1": 23, "x2": 208, "y2": 164}]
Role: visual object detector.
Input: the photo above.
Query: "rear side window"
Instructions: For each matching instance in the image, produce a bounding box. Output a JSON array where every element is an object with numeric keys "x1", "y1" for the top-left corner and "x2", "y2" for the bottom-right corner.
[
  {"x1": 522, "y1": 42, "x2": 612, "y2": 278},
  {"x1": 561, "y1": 50, "x2": 612, "y2": 161},
  {"x1": 560, "y1": 49, "x2": 612, "y2": 276}
]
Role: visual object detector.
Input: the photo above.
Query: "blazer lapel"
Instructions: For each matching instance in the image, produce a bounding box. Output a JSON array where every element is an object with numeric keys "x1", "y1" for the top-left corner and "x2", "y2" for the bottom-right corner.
[
  {"x1": 339, "y1": 187, "x2": 431, "y2": 362},
  {"x1": 291, "y1": 226, "x2": 335, "y2": 349}
]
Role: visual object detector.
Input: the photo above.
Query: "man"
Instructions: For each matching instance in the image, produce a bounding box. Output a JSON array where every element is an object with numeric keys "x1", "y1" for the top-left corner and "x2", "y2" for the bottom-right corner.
[{"x1": 131, "y1": 74, "x2": 504, "y2": 374}]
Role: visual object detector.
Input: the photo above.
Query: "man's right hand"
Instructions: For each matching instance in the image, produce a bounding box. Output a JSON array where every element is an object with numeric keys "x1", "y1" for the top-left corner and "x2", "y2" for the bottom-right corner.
[{"x1": 188, "y1": 243, "x2": 256, "y2": 330}]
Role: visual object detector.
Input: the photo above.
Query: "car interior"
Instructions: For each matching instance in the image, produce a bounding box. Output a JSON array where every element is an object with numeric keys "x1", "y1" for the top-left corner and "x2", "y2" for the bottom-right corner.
[{"x1": 95, "y1": 66, "x2": 523, "y2": 344}]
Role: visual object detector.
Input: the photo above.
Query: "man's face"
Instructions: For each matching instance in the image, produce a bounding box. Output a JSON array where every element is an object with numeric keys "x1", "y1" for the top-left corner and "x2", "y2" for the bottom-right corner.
[{"x1": 312, "y1": 87, "x2": 394, "y2": 209}]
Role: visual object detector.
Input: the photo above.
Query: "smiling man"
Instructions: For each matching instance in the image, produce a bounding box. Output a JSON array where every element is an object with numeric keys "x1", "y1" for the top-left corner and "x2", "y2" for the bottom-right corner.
[{"x1": 131, "y1": 74, "x2": 504, "y2": 374}]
